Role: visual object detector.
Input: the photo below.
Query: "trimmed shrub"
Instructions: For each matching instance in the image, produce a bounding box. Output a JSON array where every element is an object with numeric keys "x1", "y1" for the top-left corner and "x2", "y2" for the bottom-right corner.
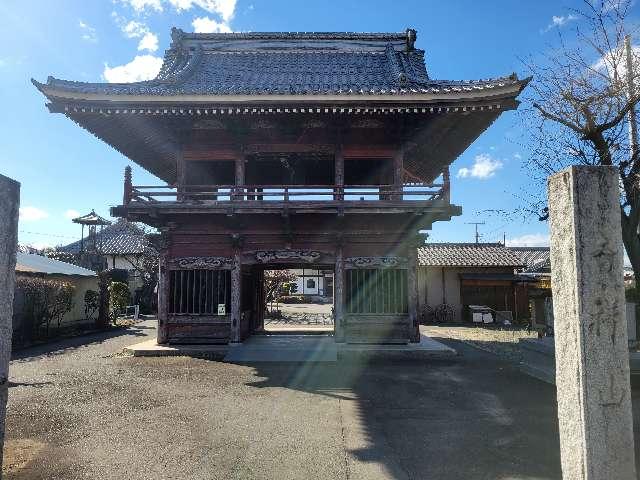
[
  {"x1": 108, "y1": 281, "x2": 131, "y2": 324},
  {"x1": 16, "y1": 276, "x2": 75, "y2": 337},
  {"x1": 84, "y1": 290, "x2": 99, "y2": 320}
]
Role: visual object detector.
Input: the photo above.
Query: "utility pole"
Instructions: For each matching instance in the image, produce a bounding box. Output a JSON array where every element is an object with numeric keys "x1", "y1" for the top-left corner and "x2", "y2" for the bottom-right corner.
[
  {"x1": 625, "y1": 35, "x2": 638, "y2": 162},
  {"x1": 466, "y1": 221, "x2": 485, "y2": 244}
]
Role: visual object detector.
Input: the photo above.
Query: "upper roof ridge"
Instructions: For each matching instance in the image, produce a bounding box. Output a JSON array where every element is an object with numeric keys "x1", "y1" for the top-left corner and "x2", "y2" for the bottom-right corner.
[{"x1": 168, "y1": 27, "x2": 418, "y2": 53}]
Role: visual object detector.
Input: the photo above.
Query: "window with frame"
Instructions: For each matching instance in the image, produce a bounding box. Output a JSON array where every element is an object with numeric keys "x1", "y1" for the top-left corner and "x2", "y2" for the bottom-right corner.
[
  {"x1": 168, "y1": 269, "x2": 231, "y2": 315},
  {"x1": 346, "y1": 268, "x2": 408, "y2": 314}
]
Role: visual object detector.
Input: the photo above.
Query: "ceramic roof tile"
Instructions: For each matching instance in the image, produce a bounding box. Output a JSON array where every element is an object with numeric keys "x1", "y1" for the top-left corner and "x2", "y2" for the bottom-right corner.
[
  {"x1": 61, "y1": 220, "x2": 152, "y2": 256},
  {"x1": 417, "y1": 243, "x2": 524, "y2": 267},
  {"x1": 34, "y1": 29, "x2": 525, "y2": 98},
  {"x1": 509, "y1": 247, "x2": 551, "y2": 273}
]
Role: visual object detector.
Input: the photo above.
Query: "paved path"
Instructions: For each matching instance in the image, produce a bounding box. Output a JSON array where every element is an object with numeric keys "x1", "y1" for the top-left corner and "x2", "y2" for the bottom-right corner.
[{"x1": 3, "y1": 320, "x2": 640, "y2": 479}]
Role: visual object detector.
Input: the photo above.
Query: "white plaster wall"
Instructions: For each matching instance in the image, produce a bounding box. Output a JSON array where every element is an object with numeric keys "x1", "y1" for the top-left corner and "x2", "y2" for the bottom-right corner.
[
  {"x1": 51, "y1": 275, "x2": 99, "y2": 324},
  {"x1": 293, "y1": 268, "x2": 325, "y2": 296},
  {"x1": 109, "y1": 255, "x2": 144, "y2": 291},
  {"x1": 416, "y1": 267, "x2": 464, "y2": 322}
]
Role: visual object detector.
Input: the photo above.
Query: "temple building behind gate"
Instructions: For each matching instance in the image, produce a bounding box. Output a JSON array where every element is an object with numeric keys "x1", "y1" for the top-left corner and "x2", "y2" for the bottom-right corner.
[{"x1": 33, "y1": 28, "x2": 528, "y2": 345}]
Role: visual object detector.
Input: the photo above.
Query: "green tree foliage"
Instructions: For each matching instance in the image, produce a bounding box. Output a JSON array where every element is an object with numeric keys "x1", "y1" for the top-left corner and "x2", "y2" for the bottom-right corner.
[{"x1": 107, "y1": 281, "x2": 131, "y2": 324}]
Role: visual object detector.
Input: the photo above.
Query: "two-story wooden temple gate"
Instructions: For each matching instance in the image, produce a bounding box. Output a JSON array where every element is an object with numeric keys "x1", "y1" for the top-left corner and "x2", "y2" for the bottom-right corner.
[{"x1": 33, "y1": 28, "x2": 528, "y2": 344}]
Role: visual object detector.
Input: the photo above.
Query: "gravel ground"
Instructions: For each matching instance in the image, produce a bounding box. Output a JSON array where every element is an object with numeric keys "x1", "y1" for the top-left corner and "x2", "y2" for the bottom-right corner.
[
  {"x1": 423, "y1": 325, "x2": 539, "y2": 363},
  {"x1": 5, "y1": 319, "x2": 640, "y2": 479}
]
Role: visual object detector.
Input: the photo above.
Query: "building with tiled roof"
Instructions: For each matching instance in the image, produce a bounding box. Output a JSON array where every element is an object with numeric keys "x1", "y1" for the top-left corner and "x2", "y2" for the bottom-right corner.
[
  {"x1": 34, "y1": 28, "x2": 529, "y2": 344},
  {"x1": 61, "y1": 219, "x2": 152, "y2": 256},
  {"x1": 61, "y1": 219, "x2": 155, "y2": 293},
  {"x1": 416, "y1": 243, "x2": 531, "y2": 324},
  {"x1": 418, "y1": 243, "x2": 524, "y2": 268},
  {"x1": 13, "y1": 253, "x2": 98, "y2": 332},
  {"x1": 33, "y1": 28, "x2": 529, "y2": 185}
]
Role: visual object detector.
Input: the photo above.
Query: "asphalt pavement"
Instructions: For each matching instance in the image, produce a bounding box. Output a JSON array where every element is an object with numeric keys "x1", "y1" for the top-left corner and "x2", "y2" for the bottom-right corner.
[{"x1": 2, "y1": 319, "x2": 633, "y2": 479}]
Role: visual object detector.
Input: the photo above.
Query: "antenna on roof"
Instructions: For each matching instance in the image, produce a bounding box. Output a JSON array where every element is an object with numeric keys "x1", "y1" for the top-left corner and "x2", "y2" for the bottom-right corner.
[{"x1": 465, "y1": 221, "x2": 485, "y2": 244}]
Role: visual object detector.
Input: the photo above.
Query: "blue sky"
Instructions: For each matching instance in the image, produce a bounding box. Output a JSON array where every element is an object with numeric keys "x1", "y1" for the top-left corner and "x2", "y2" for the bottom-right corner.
[{"x1": 1, "y1": 0, "x2": 634, "y2": 249}]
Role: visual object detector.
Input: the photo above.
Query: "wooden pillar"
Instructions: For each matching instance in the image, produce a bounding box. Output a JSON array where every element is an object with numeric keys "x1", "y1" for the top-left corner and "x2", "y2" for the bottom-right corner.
[
  {"x1": 393, "y1": 144, "x2": 404, "y2": 201},
  {"x1": 156, "y1": 249, "x2": 169, "y2": 344},
  {"x1": 234, "y1": 152, "x2": 245, "y2": 202},
  {"x1": 123, "y1": 166, "x2": 132, "y2": 205},
  {"x1": 408, "y1": 244, "x2": 419, "y2": 343},
  {"x1": 334, "y1": 244, "x2": 345, "y2": 342},
  {"x1": 231, "y1": 248, "x2": 242, "y2": 342},
  {"x1": 176, "y1": 149, "x2": 186, "y2": 201},
  {"x1": 442, "y1": 165, "x2": 451, "y2": 203},
  {"x1": 335, "y1": 143, "x2": 344, "y2": 201}
]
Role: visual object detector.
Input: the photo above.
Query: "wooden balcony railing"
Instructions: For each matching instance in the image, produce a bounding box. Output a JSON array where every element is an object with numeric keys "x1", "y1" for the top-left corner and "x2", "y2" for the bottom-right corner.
[
  {"x1": 124, "y1": 183, "x2": 447, "y2": 205},
  {"x1": 120, "y1": 165, "x2": 451, "y2": 207}
]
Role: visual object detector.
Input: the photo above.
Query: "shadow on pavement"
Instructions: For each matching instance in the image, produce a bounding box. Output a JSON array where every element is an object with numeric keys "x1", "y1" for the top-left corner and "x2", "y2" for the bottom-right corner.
[
  {"x1": 11, "y1": 325, "x2": 148, "y2": 362},
  {"x1": 244, "y1": 339, "x2": 564, "y2": 479}
]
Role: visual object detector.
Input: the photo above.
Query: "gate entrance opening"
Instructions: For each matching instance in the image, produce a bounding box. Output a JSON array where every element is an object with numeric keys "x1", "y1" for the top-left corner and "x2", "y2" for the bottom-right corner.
[{"x1": 250, "y1": 266, "x2": 335, "y2": 336}]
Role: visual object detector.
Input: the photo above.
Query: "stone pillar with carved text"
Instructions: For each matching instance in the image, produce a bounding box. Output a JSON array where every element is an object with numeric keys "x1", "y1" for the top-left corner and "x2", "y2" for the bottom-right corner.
[
  {"x1": 548, "y1": 165, "x2": 636, "y2": 479},
  {"x1": 0, "y1": 174, "x2": 19, "y2": 475}
]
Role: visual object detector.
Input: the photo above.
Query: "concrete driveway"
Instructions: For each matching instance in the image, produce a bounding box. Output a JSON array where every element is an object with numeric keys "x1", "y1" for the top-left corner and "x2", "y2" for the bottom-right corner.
[{"x1": 2, "y1": 320, "x2": 636, "y2": 479}]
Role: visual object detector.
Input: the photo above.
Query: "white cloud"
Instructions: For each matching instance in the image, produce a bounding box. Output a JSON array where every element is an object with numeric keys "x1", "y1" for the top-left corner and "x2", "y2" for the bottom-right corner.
[
  {"x1": 120, "y1": 21, "x2": 159, "y2": 52},
  {"x1": 24, "y1": 241, "x2": 53, "y2": 251},
  {"x1": 103, "y1": 55, "x2": 163, "y2": 82},
  {"x1": 171, "y1": 0, "x2": 237, "y2": 21},
  {"x1": 592, "y1": 44, "x2": 640, "y2": 81},
  {"x1": 192, "y1": 16, "x2": 232, "y2": 33},
  {"x1": 138, "y1": 32, "x2": 159, "y2": 52},
  {"x1": 119, "y1": 0, "x2": 237, "y2": 21},
  {"x1": 122, "y1": 20, "x2": 148, "y2": 38},
  {"x1": 552, "y1": 14, "x2": 577, "y2": 27},
  {"x1": 513, "y1": 153, "x2": 522, "y2": 160},
  {"x1": 19, "y1": 206, "x2": 49, "y2": 222},
  {"x1": 457, "y1": 153, "x2": 503, "y2": 179},
  {"x1": 79, "y1": 20, "x2": 98, "y2": 42},
  {"x1": 506, "y1": 233, "x2": 550, "y2": 247},
  {"x1": 543, "y1": 14, "x2": 578, "y2": 32},
  {"x1": 64, "y1": 209, "x2": 80, "y2": 219},
  {"x1": 119, "y1": 0, "x2": 163, "y2": 12}
]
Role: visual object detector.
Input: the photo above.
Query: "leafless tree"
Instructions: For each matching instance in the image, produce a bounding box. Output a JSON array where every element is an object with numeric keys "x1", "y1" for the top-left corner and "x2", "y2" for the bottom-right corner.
[{"x1": 523, "y1": 0, "x2": 640, "y2": 282}]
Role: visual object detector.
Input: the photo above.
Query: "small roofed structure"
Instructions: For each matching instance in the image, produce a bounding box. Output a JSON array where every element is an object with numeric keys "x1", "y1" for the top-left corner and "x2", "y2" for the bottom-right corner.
[
  {"x1": 60, "y1": 219, "x2": 155, "y2": 294},
  {"x1": 416, "y1": 243, "x2": 530, "y2": 323},
  {"x1": 72, "y1": 209, "x2": 111, "y2": 253}
]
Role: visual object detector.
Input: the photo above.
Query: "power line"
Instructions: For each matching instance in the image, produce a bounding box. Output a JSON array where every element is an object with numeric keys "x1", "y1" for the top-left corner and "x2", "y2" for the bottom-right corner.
[{"x1": 19, "y1": 230, "x2": 77, "y2": 239}]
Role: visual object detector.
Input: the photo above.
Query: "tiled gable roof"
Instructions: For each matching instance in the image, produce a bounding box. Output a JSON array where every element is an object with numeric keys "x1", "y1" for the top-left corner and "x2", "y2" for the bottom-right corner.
[
  {"x1": 33, "y1": 29, "x2": 526, "y2": 98},
  {"x1": 417, "y1": 243, "x2": 524, "y2": 268},
  {"x1": 61, "y1": 220, "x2": 153, "y2": 256},
  {"x1": 509, "y1": 247, "x2": 551, "y2": 273}
]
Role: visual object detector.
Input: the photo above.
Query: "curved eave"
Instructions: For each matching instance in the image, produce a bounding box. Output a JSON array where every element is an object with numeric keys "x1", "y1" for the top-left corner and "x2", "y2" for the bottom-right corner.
[{"x1": 32, "y1": 77, "x2": 530, "y2": 107}]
